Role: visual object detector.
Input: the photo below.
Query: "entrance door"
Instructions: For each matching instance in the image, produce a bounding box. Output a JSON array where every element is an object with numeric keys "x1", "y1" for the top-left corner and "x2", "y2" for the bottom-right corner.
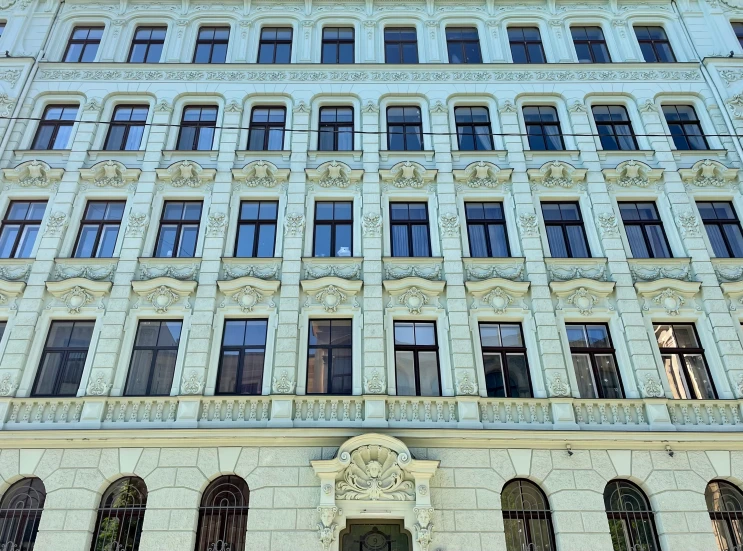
[{"x1": 341, "y1": 522, "x2": 412, "y2": 551}]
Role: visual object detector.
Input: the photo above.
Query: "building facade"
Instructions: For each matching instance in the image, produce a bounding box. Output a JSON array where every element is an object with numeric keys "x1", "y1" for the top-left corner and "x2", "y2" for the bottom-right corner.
[{"x1": 1, "y1": 0, "x2": 743, "y2": 550}]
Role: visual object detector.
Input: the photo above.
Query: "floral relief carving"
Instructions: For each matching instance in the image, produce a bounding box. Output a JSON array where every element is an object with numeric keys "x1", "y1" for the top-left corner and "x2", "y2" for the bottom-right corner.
[
  {"x1": 414, "y1": 507, "x2": 435, "y2": 551},
  {"x1": 597, "y1": 212, "x2": 620, "y2": 237},
  {"x1": 439, "y1": 212, "x2": 460, "y2": 237},
  {"x1": 86, "y1": 373, "x2": 110, "y2": 396},
  {"x1": 60, "y1": 286, "x2": 95, "y2": 313},
  {"x1": 638, "y1": 99, "x2": 657, "y2": 113},
  {"x1": 44, "y1": 211, "x2": 68, "y2": 237},
  {"x1": 397, "y1": 287, "x2": 430, "y2": 314},
  {"x1": 384, "y1": 264, "x2": 441, "y2": 281},
  {"x1": 125, "y1": 211, "x2": 148, "y2": 237},
  {"x1": 273, "y1": 370, "x2": 296, "y2": 394},
  {"x1": 568, "y1": 100, "x2": 587, "y2": 113},
  {"x1": 145, "y1": 286, "x2": 182, "y2": 313},
  {"x1": 140, "y1": 264, "x2": 198, "y2": 281},
  {"x1": 674, "y1": 208, "x2": 701, "y2": 237},
  {"x1": 736, "y1": 374, "x2": 743, "y2": 398},
  {"x1": 455, "y1": 372, "x2": 478, "y2": 396},
  {"x1": 84, "y1": 97, "x2": 103, "y2": 112},
  {"x1": 233, "y1": 160, "x2": 288, "y2": 189},
  {"x1": 429, "y1": 100, "x2": 447, "y2": 114},
  {"x1": 567, "y1": 287, "x2": 599, "y2": 315},
  {"x1": 548, "y1": 264, "x2": 606, "y2": 282},
  {"x1": 362, "y1": 212, "x2": 382, "y2": 237},
  {"x1": 364, "y1": 369, "x2": 386, "y2": 394},
  {"x1": 0, "y1": 373, "x2": 18, "y2": 397},
  {"x1": 181, "y1": 371, "x2": 204, "y2": 395},
  {"x1": 528, "y1": 161, "x2": 586, "y2": 191},
  {"x1": 603, "y1": 160, "x2": 662, "y2": 190},
  {"x1": 293, "y1": 100, "x2": 310, "y2": 113},
  {"x1": 3, "y1": 160, "x2": 63, "y2": 189},
  {"x1": 481, "y1": 287, "x2": 514, "y2": 314},
  {"x1": 680, "y1": 159, "x2": 738, "y2": 189},
  {"x1": 315, "y1": 285, "x2": 347, "y2": 312},
  {"x1": 380, "y1": 161, "x2": 436, "y2": 191},
  {"x1": 0, "y1": 264, "x2": 30, "y2": 282},
  {"x1": 206, "y1": 212, "x2": 227, "y2": 237},
  {"x1": 641, "y1": 374, "x2": 665, "y2": 398},
  {"x1": 306, "y1": 160, "x2": 362, "y2": 191},
  {"x1": 225, "y1": 100, "x2": 243, "y2": 113},
  {"x1": 232, "y1": 286, "x2": 264, "y2": 312},
  {"x1": 304, "y1": 264, "x2": 361, "y2": 281},
  {"x1": 652, "y1": 288, "x2": 685, "y2": 315},
  {"x1": 284, "y1": 213, "x2": 305, "y2": 237},
  {"x1": 223, "y1": 263, "x2": 280, "y2": 281},
  {"x1": 518, "y1": 213, "x2": 539, "y2": 237},
  {"x1": 549, "y1": 374, "x2": 571, "y2": 397},
  {"x1": 454, "y1": 161, "x2": 511, "y2": 190},
  {"x1": 335, "y1": 445, "x2": 415, "y2": 501},
  {"x1": 465, "y1": 263, "x2": 524, "y2": 282},
  {"x1": 83, "y1": 160, "x2": 139, "y2": 189},
  {"x1": 157, "y1": 160, "x2": 215, "y2": 188},
  {"x1": 0, "y1": 94, "x2": 16, "y2": 117},
  {"x1": 727, "y1": 93, "x2": 743, "y2": 118}
]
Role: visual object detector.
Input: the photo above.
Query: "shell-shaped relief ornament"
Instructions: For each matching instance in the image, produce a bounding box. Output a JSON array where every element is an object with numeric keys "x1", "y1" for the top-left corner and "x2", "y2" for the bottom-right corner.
[{"x1": 335, "y1": 445, "x2": 415, "y2": 501}]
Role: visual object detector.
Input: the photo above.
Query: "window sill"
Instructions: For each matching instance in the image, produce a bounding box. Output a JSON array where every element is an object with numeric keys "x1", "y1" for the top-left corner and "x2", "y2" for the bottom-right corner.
[
  {"x1": 671, "y1": 149, "x2": 728, "y2": 162},
  {"x1": 12, "y1": 149, "x2": 71, "y2": 165},
  {"x1": 523, "y1": 150, "x2": 581, "y2": 162},
  {"x1": 235, "y1": 150, "x2": 291, "y2": 162},
  {"x1": 308, "y1": 150, "x2": 363, "y2": 162},
  {"x1": 597, "y1": 150, "x2": 656, "y2": 162},
  {"x1": 88, "y1": 149, "x2": 146, "y2": 162},
  {"x1": 451, "y1": 150, "x2": 508, "y2": 163},
  {"x1": 379, "y1": 150, "x2": 435, "y2": 162},
  {"x1": 162, "y1": 150, "x2": 219, "y2": 162}
]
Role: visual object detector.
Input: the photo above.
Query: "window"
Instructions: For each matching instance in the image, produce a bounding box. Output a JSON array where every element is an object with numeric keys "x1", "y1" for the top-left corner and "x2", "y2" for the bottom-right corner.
[
  {"x1": 542, "y1": 202, "x2": 590, "y2": 258},
  {"x1": 247, "y1": 107, "x2": 286, "y2": 151},
  {"x1": 195, "y1": 477, "x2": 249, "y2": 551},
  {"x1": 307, "y1": 319, "x2": 352, "y2": 395},
  {"x1": 128, "y1": 26, "x2": 166, "y2": 63},
  {"x1": 605, "y1": 481, "x2": 660, "y2": 551},
  {"x1": 124, "y1": 320, "x2": 182, "y2": 396},
  {"x1": 193, "y1": 26, "x2": 229, "y2": 63},
  {"x1": 387, "y1": 106, "x2": 423, "y2": 151},
  {"x1": 235, "y1": 201, "x2": 278, "y2": 258},
  {"x1": 176, "y1": 106, "x2": 217, "y2": 151},
  {"x1": 394, "y1": 321, "x2": 440, "y2": 396},
  {"x1": 322, "y1": 27, "x2": 354, "y2": 63},
  {"x1": 446, "y1": 27, "x2": 482, "y2": 64},
  {"x1": 73, "y1": 201, "x2": 125, "y2": 258},
  {"x1": 0, "y1": 201, "x2": 46, "y2": 259},
  {"x1": 0, "y1": 321, "x2": 5, "y2": 342},
  {"x1": 90, "y1": 478, "x2": 147, "y2": 551},
  {"x1": 384, "y1": 28, "x2": 418, "y2": 64},
  {"x1": 479, "y1": 323, "x2": 531, "y2": 398},
  {"x1": 63, "y1": 26, "x2": 103, "y2": 62},
  {"x1": 566, "y1": 324, "x2": 623, "y2": 399},
  {"x1": 454, "y1": 106, "x2": 493, "y2": 151},
  {"x1": 508, "y1": 27, "x2": 546, "y2": 63},
  {"x1": 390, "y1": 203, "x2": 430, "y2": 257},
  {"x1": 0, "y1": 478, "x2": 46, "y2": 551},
  {"x1": 314, "y1": 201, "x2": 353, "y2": 257},
  {"x1": 663, "y1": 105, "x2": 708, "y2": 150},
  {"x1": 154, "y1": 201, "x2": 202, "y2": 258},
  {"x1": 523, "y1": 106, "x2": 564, "y2": 151},
  {"x1": 217, "y1": 319, "x2": 268, "y2": 395},
  {"x1": 592, "y1": 105, "x2": 638, "y2": 151},
  {"x1": 502, "y1": 480, "x2": 555, "y2": 551},
  {"x1": 655, "y1": 323, "x2": 716, "y2": 399},
  {"x1": 619, "y1": 202, "x2": 671, "y2": 259},
  {"x1": 258, "y1": 27, "x2": 292, "y2": 63},
  {"x1": 465, "y1": 202, "x2": 509, "y2": 257},
  {"x1": 104, "y1": 105, "x2": 148, "y2": 151},
  {"x1": 0, "y1": 22, "x2": 4, "y2": 39},
  {"x1": 635, "y1": 25, "x2": 675, "y2": 62},
  {"x1": 698, "y1": 201, "x2": 743, "y2": 258},
  {"x1": 571, "y1": 26, "x2": 611, "y2": 63},
  {"x1": 318, "y1": 107, "x2": 354, "y2": 151},
  {"x1": 32, "y1": 320, "x2": 94, "y2": 397},
  {"x1": 706, "y1": 480, "x2": 743, "y2": 551},
  {"x1": 733, "y1": 22, "x2": 743, "y2": 49},
  {"x1": 31, "y1": 105, "x2": 77, "y2": 150}
]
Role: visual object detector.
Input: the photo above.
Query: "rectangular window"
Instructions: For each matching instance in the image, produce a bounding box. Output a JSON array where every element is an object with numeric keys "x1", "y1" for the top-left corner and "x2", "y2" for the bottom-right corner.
[
  {"x1": 635, "y1": 26, "x2": 676, "y2": 62},
  {"x1": 571, "y1": 26, "x2": 611, "y2": 63},
  {"x1": 0, "y1": 22, "x2": 5, "y2": 39},
  {"x1": 314, "y1": 201, "x2": 353, "y2": 257},
  {"x1": 193, "y1": 26, "x2": 229, "y2": 63},
  {"x1": 154, "y1": 201, "x2": 202, "y2": 258},
  {"x1": 523, "y1": 106, "x2": 564, "y2": 151},
  {"x1": 455, "y1": 106, "x2": 493, "y2": 151},
  {"x1": 663, "y1": 105, "x2": 708, "y2": 151},
  {"x1": 592, "y1": 105, "x2": 638, "y2": 151},
  {"x1": 63, "y1": 26, "x2": 103, "y2": 62},
  {"x1": 248, "y1": 107, "x2": 286, "y2": 151},
  {"x1": 32, "y1": 105, "x2": 77, "y2": 150},
  {"x1": 73, "y1": 201, "x2": 125, "y2": 258},
  {"x1": 124, "y1": 320, "x2": 182, "y2": 396},
  {"x1": 128, "y1": 26, "x2": 166, "y2": 63},
  {"x1": 394, "y1": 321, "x2": 440, "y2": 396},
  {"x1": 479, "y1": 323, "x2": 531, "y2": 398},
  {"x1": 465, "y1": 202, "x2": 509, "y2": 257},
  {"x1": 697, "y1": 201, "x2": 743, "y2": 258},
  {"x1": 384, "y1": 28, "x2": 418, "y2": 64},
  {"x1": 618, "y1": 202, "x2": 671, "y2": 259},
  {"x1": 508, "y1": 27, "x2": 546, "y2": 63},
  {"x1": 387, "y1": 106, "x2": 422, "y2": 151},
  {"x1": 319, "y1": 107, "x2": 353, "y2": 151},
  {"x1": 446, "y1": 27, "x2": 482, "y2": 64},
  {"x1": 32, "y1": 320, "x2": 94, "y2": 397},
  {"x1": 390, "y1": 203, "x2": 430, "y2": 257},
  {"x1": 542, "y1": 202, "x2": 590, "y2": 258},
  {"x1": 322, "y1": 27, "x2": 354, "y2": 63},
  {"x1": 104, "y1": 105, "x2": 148, "y2": 151},
  {"x1": 176, "y1": 106, "x2": 217, "y2": 151},
  {"x1": 307, "y1": 319, "x2": 352, "y2": 395},
  {"x1": 217, "y1": 319, "x2": 268, "y2": 395},
  {"x1": 566, "y1": 324, "x2": 623, "y2": 399},
  {"x1": 258, "y1": 27, "x2": 292, "y2": 63},
  {"x1": 235, "y1": 201, "x2": 278, "y2": 258},
  {"x1": 655, "y1": 323, "x2": 716, "y2": 399},
  {"x1": 734, "y1": 22, "x2": 743, "y2": 49},
  {"x1": 0, "y1": 201, "x2": 46, "y2": 259},
  {"x1": 0, "y1": 321, "x2": 6, "y2": 342}
]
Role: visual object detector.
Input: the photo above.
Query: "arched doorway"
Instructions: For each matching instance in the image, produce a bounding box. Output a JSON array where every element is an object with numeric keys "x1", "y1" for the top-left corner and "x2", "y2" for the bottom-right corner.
[{"x1": 340, "y1": 522, "x2": 412, "y2": 551}]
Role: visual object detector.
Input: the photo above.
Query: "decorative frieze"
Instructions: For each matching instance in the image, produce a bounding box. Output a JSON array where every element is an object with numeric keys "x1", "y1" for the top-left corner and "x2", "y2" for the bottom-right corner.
[
  {"x1": 232, "y1": 160, "x2": 289, "y2": 189},
  {"x1": 222, "y1": 260, "x2": 281, "y2": 281},
  {"x1": 463, "y1": 258, "x2": 525, "y2": 282},
  {"x1": 527, "y1": 160, "x2": 587, "y2": 191},
  {"x1": 79, "y1": 160, "x2": 141, "y2": 191},
  {"x1": 629, "y1": 258, "x2": 692, "y2": 283},
  {"x1": 679, "y1": 159, "x2": 738, "y2": 189},
  {"x1": 138, "y1": 260, "x2": 199, "y2": 281},
  {"x1": 452, "y1": 161, "x2": 512, "y2": 191},
  {"x1": 545, "y1": 258, "x2": 608, "y2": 282},
  {"x1": 2, "y1": 160, "x2": 64, "y2": 190},
  {"x1": 602, "y1": 160, "x2": 663, "y2": 190},
  {"x1": 156, "y1": 160, "x2": 216, "y2": 189},
  {"x1": 383, "y1": 258, "x2": 443, "y2": 281},
  {"x1": 53, "y1": 259, "x2": 117, "y2": 282},
  {"x1": 303, "y1": 259, "x2": 362, "y2": 281},
  {"x1": 379, "y1": 161, "x2": 437, "y2": 191}
]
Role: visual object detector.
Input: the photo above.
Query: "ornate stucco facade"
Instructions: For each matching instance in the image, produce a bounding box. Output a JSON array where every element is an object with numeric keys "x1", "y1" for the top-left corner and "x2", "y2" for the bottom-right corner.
[{"x1": 2, "y1": 0, "x2": 743, "y2": 550}]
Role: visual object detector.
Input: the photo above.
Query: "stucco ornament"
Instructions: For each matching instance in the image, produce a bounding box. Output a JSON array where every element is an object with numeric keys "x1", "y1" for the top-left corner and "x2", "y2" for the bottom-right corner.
[
  {"x1": 727, "y1": 93, "x2": 743, "y2": 118},
  {"x1": 316, "y1": 506, "x2": 340, "y2": 551},
  {"x1": 232, "y1": 286, "x2": 264, "y2": 312},
  {"x1": 457, "y1": 160, "x2": 509, "y2": 189},
  {"x1": 385, "y1": 264, "x2": 441, "y2": 281},
  {"x1": 653, "y1": 288, "x2": 685, "y2": 315},
  {"x1": 362, "y1": 212, "x2": 382, "y2": 237},
  {"x1": 140, "y1": 264, "x2": 198, "y2": 281},
  {"x1": 89, "y1": 160, "x2": 134, "y2": 188},
  {"x1": 44, "y1": 211, "x2": 68, "y2": 236},
  {"x1": 223, "y1": 263, "x2": 280, "y2": 281},
  {"x1": 362, "y1": 100, "x2": 379, "y2": 113},
  {"x1": 158, "y1": 160, "x2": 214, "y2": 188},
  {"x1": 335, "y1": 445, "x2": 415, "y2": 501},
  {"x1": 429, "y1": 100, "x2": 447, "y2": 114},
  {"x1": 680, "y1": 159, "x2": 738, "y2": 188},
  {"x1": 84, "y1": 97, "x2": 103, "y2": 112},
  {"x1": 382, "y1": 161, "x2": 435, "y2": 189},
  {"x1": 272, "y1": 370, "x2": 296, "y2": 394},
  {"x1": 675, "y1": 208, "x2": 701, "y2": 237},
  {"x1": 567, "y1": 288, "x2": 599, "y2": 315},
  {"x1": 0, "y1": 94, "x2": 15, "y2": 118},
  {"x1": 181, "y1": 371, "x2": 204, "y2": 395},
  {"x1": 293, "y1": 100, "x2": 309, "y2": 113},
  {"x1": 528, "y1": 161, "x2": 586, "y2": 190},
  {"x1": 0, "y1": 264, "x2": 30, "y2": 282},
  {"x1": 597, "y1": 212, "x2": 620, "y2": 236},
  {"x1": 568, "y1": 100, "x2": 587, "y2": 113},
  {"x1": 364, "y1": 369, "x2": 386, "y2": 394},
  {"x1": 482, "y1": 287, "x2": 514, "y2": 314},
  {"x1": 603, "y1": 160, "x2": 663, "y2": 190},
  {"x1": 60, "y1": 286, "x2": 95, "y2": 313},
  {"x1": 398, "y1": 287, "x2": 429, "y2": 314},
  {"x1": 455, "y1": 372, "x2": 478, "y2": 396},
  {"x1": 315, "y1": 285, "x2": 347, "y2": 312},
  {"x1": 225, "y1": 100, "x2": 242, "y2": 112},
  {"x1": 498, "y1": 100, "x2": 517, "y2": 113},
  {"x1": 155, "y1": 99, "x2": 173, "y2": 112},
  {"x1": 206, "y1": 212, "x2": 227, "y2": 237},
  {"x1": 86, "y1": 373, "x2": 110, "y2": 396},
  {"x1": 439, "y1": 212, "x2": 460, "y2": 237},
  {"x1": 234, "y1": 160, "x2": 288, "y2": 188},
  {"x1": 414, "y1": 507, "x2": 435, "y2": 551},
  {"x1": 6, "y1": 160, "x2": 63, "y2": 189},
  {"x1": 284, "y1": 213, "x2": 305, "y2": 237},
  {"x1": 736, "y1": 374, "x2": 743, "y2": 398},
  {"x1": 549, "y1": 374, "x2": 570, "y2": 397},
  {"x1": 145, "y1": 285, "x2": 181, "y2": 313},
  {"x1": 642, "y1": 374, "x2": 665, "y2": 398},
  {"x1": 638, "y1": 99, "x2": 657, "y2": 113},
  {"x1": 518, "y1": 213, "x2": 539, "y2": 237},
  {"x1": 319, "y1": 160, "x2": 351, "y2": 188},
  {"x1": 125, "y1": 211, "x2": 148, "y2": 237},
  {"x1": 0, "y1": 373, "x2": 18, "y2": 397}
]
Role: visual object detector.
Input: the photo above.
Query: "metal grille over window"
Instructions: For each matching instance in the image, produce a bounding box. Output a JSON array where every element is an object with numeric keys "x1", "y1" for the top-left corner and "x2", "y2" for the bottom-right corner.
[
  {"x1": 90, "y1": 477, "x2": 148, "y2": 551},
  {"x1": 195, "y1": 476, "x2": 250, "y2": 551},
  {"x1": 0, "y1": 478, "x2": 46, "y2": 551},
  {"x1": 706, "y1": 480, "x2": 743, "y2": 551},
  {"x1": 501, "y1": 479, "x2": 556, "y2": 551},
  {"x1": 605, "y1": 480, "x2": 661, "y2": 551}
]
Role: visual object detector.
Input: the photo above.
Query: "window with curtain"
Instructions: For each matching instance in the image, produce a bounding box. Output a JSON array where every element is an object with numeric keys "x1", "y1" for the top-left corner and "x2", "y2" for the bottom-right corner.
[
  {"x1": 247, "y1": 107, "x2": 286, "y2": 151},
  {"x1": 390, "y1": 203, "x2": 430, "y2": 257},
  {"x1": 571, "y1": 26, "x2": 611, "y2": 63},
  {"x1": 32, "y1": 105, "x2": 78, "y2": 150},
  {"x1": 479, "y1": 323, "x2": 531, "y2": 398},
  {"x1": 454, "y1": 107, "x2": 493, "y2": 151},
  {"x1": 698, "y1": 201, "x2": 743, "y2": 258},
  {"x1": 124, "y1": 320, "x2": 182, "y2": 396},
  {"x1": 314, "y1": 201, "x2": 353, "y2": 257},
  {"x1": 706, "y1": 480, "x2": 743, "y2": 551},
  {"x1": 104, "y1": 105, "x2": 148, "y2": 151},
  {"x1": 193, "y1": 27, "x2": 229, "y2": 63},
  {"x1": 541, "y1": 202, "x2": 590, "y2": 258},
  {"x1": 384, "y1": 28, "x2": 418, "y2": 63},
  {"x1": 465, "y1": 202, "x2": 509, "y2": 257},
  {"x1": 154, "y1": 201, "x2": 202, "y2": 258},
  {"x1": 394, "y1": 321, "x2": 440, "y2": 396},
  {"x1": 307, "y1": 319, "x2": 352, "y2": 395},
  {"x1": 176, "y1": 106, "x2": 217, "y2": 151},
  {"x1": 592, "y1": 105, "x2": 638, "y2": 151},
  {"x1": 63, "y1": 26, "x2": 103, "y2": 62},
  {"x1": 90, "y1": 477, "x2": 147, "y2": 551},
  {"x1": 73, "y1": 201, "x2": 125, "y2": 258},
  {"x1": 0, "y1": 478, "x2": 46, "y2": 551},
  {"x1": 446, "y1": 27, "x2": 482, "y2": 63},
  {"x1": 32, "y1": 320, "x2": 94, "y2": 397},
  {"x1": 0, "y1": 201, "x2": 46, "y2": 259},
  {"x1": 635, "y1": 25, "x2": 676, "y2": 62},
  {"x1": 566, "y1": 324, "x2": 624, "y2": 399},
  {"x1": 195, "y1": 476, "x2": 249, "y2": 551},
  {"x1": 605, "y1": 480, "x2": 660, "y2": 551},
  {"x1": 217, "y1": 319, "x2": 268, "y2": 395},
  {"x1": 618, "y1": 202, "x2": 671, "y2": 259},
  {"x1": 523, "y1": 106, "x2": 564, "y2": 151},
  {"x1": 501, "y1": 479, "x2": 555, "y2": 551},
  {"x1": 654, "y1": 323, "x2": 716, "y2": 399}
]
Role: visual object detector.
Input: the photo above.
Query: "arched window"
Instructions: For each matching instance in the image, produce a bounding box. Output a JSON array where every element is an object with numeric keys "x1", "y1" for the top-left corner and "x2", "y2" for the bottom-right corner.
[
  {"x1": 195, "y1": 476, "x2": 249, "y2": 551},
  {"x1": 501, "y1": 479, "x2": 556, "y2": 551},
  {"x1": 0, "y1": 477, "x2": 46, "y2": 550},
  {"x1": 706, "y1": 480, "x2": 743, "y2": 551},
  {"x1": 604, "y1": 480, "x2": 660, "y2": 551},
  {"x1": 90, "y1": 477, "x2": 147, "y2": 551}
]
